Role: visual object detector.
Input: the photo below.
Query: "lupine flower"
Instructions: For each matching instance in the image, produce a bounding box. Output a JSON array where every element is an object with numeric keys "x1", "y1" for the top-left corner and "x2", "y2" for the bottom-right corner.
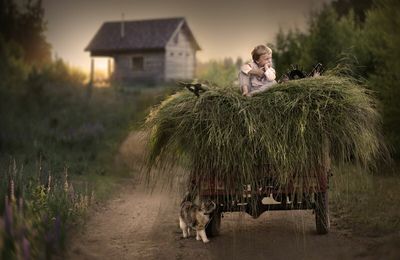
[
  {"x1": 68, "y1": 183, "x2": 75, "y2": 202},
  {"x1": 47, "y1": 173, "x2": 52, "y2": 193},
  {"x1": 64, "y1": 167, "x2": 69, "y2": 192},
  {"x1": 8, "y1": 176, "x2": 15, "y2": 203},
  {"x1": 4, "y1": 197, "x2": 14, "y2": 237},
  {"x1": 22, "y1": 236, "x2": 30, "y2": 260}
]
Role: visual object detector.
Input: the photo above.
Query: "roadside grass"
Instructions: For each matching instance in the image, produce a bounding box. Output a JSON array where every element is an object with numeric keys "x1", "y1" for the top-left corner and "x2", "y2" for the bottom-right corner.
[
  {"x1": 331, "y1": 165, "x2": 400, "y2": 237},
  {"x1": 0, "y1": 159, "x2": 92, "y2": 259},
  {"x1": 0, "y1": 80, "x2": 178, "y2": 258}
]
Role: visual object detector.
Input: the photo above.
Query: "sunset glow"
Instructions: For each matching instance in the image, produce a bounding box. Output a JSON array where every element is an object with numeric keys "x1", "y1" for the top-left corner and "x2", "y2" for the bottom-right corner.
[{"x1": 43, "y1": 0, "x2": 332, "y2": 75}]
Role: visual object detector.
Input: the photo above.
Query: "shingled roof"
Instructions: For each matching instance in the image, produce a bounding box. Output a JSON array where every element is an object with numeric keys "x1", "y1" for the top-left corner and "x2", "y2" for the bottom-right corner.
[{"x1": 85, "y1": 17, "x2": 200, "y2": 55}]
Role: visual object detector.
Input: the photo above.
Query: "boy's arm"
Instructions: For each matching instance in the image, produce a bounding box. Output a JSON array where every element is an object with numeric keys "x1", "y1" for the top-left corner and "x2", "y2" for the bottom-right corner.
[
  {"x1": 241, "y1": 64, "x2": 252, "y2": 75},
  {"x1": 241, "y1": 64, "x2": 264, "y2": 77},
  {"x1": 249, "y1": 68, "x2": 265, "y2": 77}
]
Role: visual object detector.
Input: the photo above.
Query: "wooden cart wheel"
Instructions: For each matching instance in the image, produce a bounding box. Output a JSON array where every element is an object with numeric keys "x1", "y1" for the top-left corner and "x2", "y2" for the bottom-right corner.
[
  {"x1": 205, "y1": 211, "x2": 221, "y2": 237},
  {"x1": 315, "y1": 191, "x2": 330, "y2": 234}
]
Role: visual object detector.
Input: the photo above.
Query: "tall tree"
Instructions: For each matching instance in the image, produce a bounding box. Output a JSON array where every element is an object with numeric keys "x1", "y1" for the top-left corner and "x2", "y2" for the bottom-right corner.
[
  {"x1": 269, "y1": 28, "x2": 306, "y2": 77},
  {"x1": 331, "y1": 0, "x2": 374, "y2": 23},
  {"x1": 270, "y1": 7, "x2": 361, "y2": 75},
  {"x1": 18, "y1": 0, "x2": 51, "y2": 64},
  {"x1": 0, "y1": 0, "x2": 19, "y2": 40},
  {"x1": 0, "y1": 0, "x2": 51, "y2": 65},
  {"x1": 364, "y1": 0, "x2": 400, "y2": 157}
]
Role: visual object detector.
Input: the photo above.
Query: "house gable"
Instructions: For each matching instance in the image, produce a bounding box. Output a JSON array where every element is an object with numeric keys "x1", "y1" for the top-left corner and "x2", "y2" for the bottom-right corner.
[
  {"x1": 85, "y1": 17, "x2": 200, "y2": 82},
  {"x1": 165, "y1": 23, "x2": 198, "y2": 80}
]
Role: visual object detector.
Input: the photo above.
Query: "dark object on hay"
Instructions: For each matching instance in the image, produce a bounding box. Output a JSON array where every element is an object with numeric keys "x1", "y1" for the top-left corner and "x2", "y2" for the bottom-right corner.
[
  {"x1": 278, "y1": 63, "x2": 325, "y2": 83},
  {"x1": 178, "y1": 81, "x2": 207, "y2": 97}
]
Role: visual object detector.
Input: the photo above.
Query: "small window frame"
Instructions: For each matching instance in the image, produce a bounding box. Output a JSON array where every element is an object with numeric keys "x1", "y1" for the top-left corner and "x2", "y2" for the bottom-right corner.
[{"x1": 132, "y1": 56, "x2": 144, "y2": 71}]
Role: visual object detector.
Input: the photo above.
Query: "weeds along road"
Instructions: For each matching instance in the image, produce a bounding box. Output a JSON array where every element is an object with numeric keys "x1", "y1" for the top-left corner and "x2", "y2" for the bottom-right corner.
[{"x1": 65, "y1": 131, "x2": 392, "y2": 260}]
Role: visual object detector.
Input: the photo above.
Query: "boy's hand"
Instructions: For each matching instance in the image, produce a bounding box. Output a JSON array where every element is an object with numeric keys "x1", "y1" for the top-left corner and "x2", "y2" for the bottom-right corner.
[
  {"x1": 265, "y1": 67, "x2": 276, "y2": 81},
  {"x1": 249, "y1": 68, "x2": 264, "y2": 77}
]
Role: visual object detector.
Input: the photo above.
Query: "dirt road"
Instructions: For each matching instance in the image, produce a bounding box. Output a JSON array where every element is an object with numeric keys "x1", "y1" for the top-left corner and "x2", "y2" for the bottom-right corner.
[
  {"x1": 66, "y1": 181, "x2": 380, "y2": 260},
  {"x1": 65, "y1": 131, "x2": 396, "y2": 260}
]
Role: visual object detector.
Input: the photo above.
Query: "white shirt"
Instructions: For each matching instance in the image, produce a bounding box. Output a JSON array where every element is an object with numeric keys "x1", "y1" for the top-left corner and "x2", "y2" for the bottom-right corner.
[{"x1": 241, "y1": 61, "x2": 276, "y2": 88}]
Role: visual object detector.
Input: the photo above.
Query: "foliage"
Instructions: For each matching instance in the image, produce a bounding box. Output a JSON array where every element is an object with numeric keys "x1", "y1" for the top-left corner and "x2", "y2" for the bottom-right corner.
[
  {"x1": 143, "y1": 76, "x2": 387, "y2": 195},
  {"x1": 0, "y1": 37, "x2": 30, "y2": 96},
  {"x1": 271, "y1": 7, "x2": 363, "y2": 78},
  {"x1": 0, "y1": 68, "x2": 170, "y2": 257},
  {"x1": 1, "y1": 21, "x2": 172, "y2": 257},
  {"x1": 0, "y1": 159, "x2": 92, "y2": 259},
  {"x1": 331, "y1": 0, "x2": 373, "y2": 23},
  {"x1": 363, "y1": 0, "x2": 400, "y2": 159},
  {"x1": 0, "y1": 0, "x2": 51, "y2": 65},
  {"x1": 196, "y1": 58, "x2": 242, "y2": 87},
  {"x1": 269, "y1": 0, "x2": 400, "y2": 158}
]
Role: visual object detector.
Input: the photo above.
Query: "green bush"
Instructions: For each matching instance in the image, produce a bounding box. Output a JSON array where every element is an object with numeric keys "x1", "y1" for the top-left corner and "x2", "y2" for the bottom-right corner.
[
  {"x1": 196, "y1": 58, "x2": 240, "y2": 87},
  {"x1": 0, "y1": 159, "x2": 91, "y2": 259}
]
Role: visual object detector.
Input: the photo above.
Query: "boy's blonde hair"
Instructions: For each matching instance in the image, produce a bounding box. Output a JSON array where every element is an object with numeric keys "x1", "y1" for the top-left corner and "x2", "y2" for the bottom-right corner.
[{"x1": 251, "y1": 45, "x2": 272, "y2": 62}]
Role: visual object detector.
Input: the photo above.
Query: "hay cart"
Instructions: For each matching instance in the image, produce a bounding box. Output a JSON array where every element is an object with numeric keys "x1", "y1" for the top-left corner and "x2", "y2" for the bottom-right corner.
[
  {"x1": 146, "y1": 63, "x2": 381, "y2": 239},
  {"x1": 196, "y1": 168, "x2": 331, "y2": 237},
  {"x1": 185, "y1": 63, "x2": 331, "y2": 236}
]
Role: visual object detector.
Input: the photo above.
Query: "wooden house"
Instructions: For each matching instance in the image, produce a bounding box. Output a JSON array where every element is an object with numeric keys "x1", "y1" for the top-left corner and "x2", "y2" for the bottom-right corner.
[{"x1": 85, "y1": 17, "x2": 201, "y2": 83}]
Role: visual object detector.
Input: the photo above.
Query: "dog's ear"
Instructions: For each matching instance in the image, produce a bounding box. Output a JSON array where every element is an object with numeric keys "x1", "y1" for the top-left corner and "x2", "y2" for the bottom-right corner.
[
  {"x1": 203, "y1": 200, "x2": 216, "y2": 214},
  {"x1": 211, "y1": 201, "x2": 216, "y2": 211},
  {"x1": 181, "y1": 192, "x2": 191, "y2": 205},
  {"x1": 208, "y1": 201, "x2": 216, "y2": 213}
]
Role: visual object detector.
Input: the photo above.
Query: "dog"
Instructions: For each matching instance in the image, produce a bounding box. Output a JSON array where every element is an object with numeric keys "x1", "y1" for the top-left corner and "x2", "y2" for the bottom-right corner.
[{"x1": 179, "y1": 195, "x2": 216, "y2": 243}]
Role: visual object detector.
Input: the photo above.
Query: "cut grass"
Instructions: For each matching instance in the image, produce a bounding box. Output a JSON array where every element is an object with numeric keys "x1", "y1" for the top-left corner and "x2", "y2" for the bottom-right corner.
[{"x1": 143, "y1": 75, "x2": 388, "y2": 192}]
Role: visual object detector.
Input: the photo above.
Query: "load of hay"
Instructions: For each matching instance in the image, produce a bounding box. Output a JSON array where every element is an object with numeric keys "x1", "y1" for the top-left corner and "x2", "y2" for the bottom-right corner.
[{"x1": 142, "y1": 75, "x2": 386, "y2": 192}]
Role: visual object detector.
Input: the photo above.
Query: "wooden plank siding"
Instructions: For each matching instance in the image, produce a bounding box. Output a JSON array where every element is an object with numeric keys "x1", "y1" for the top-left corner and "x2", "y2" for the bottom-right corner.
[
  {"x1": 112, "y1": 51, "x2": 165, "y2": 82},
  {"x1": 165, "y1": 28, "x2": 196, "y2": 80}
]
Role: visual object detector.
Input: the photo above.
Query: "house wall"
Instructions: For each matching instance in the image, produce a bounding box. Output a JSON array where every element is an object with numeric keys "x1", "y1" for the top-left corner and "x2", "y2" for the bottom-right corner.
[
  {"x1": 165, "y1": 29, "x2": 196, "y2": 80},
  {"x1": 112, "y1": 51, "x2": 165, "y2": 83}
]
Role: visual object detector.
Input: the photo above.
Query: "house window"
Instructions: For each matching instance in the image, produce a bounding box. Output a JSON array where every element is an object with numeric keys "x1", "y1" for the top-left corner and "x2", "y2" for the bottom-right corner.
[
  {"x1": 173, "y1": 34, "x2": 179, "y2": 44},
  {"x1": 132, "y1": 57, "x2": 144, "y2": 71},
  {"x1": 170, "y1": 52, "x2": 174, "y2": 56}
]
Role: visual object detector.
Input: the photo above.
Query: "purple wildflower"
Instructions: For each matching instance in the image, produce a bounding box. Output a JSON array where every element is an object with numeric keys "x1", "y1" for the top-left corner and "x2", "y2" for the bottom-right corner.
[
  {"x1": 4, "y1": 197, "x2": 14, "y2": 237},
  {"x1": 22, "y1": 236, "x2": 30, "y2": 260}
]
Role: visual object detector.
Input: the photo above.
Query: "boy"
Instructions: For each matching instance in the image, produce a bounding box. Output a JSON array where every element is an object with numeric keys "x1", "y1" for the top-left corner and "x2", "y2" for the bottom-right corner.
[{"x1": 239, "y1": 45, "x2": 277, "y2": 97}]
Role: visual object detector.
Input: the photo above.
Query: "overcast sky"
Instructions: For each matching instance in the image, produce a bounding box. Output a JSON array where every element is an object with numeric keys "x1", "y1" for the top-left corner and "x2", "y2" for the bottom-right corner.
[{"x1": 43, "y1": 0, "x2": 331, "y2": 72}]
